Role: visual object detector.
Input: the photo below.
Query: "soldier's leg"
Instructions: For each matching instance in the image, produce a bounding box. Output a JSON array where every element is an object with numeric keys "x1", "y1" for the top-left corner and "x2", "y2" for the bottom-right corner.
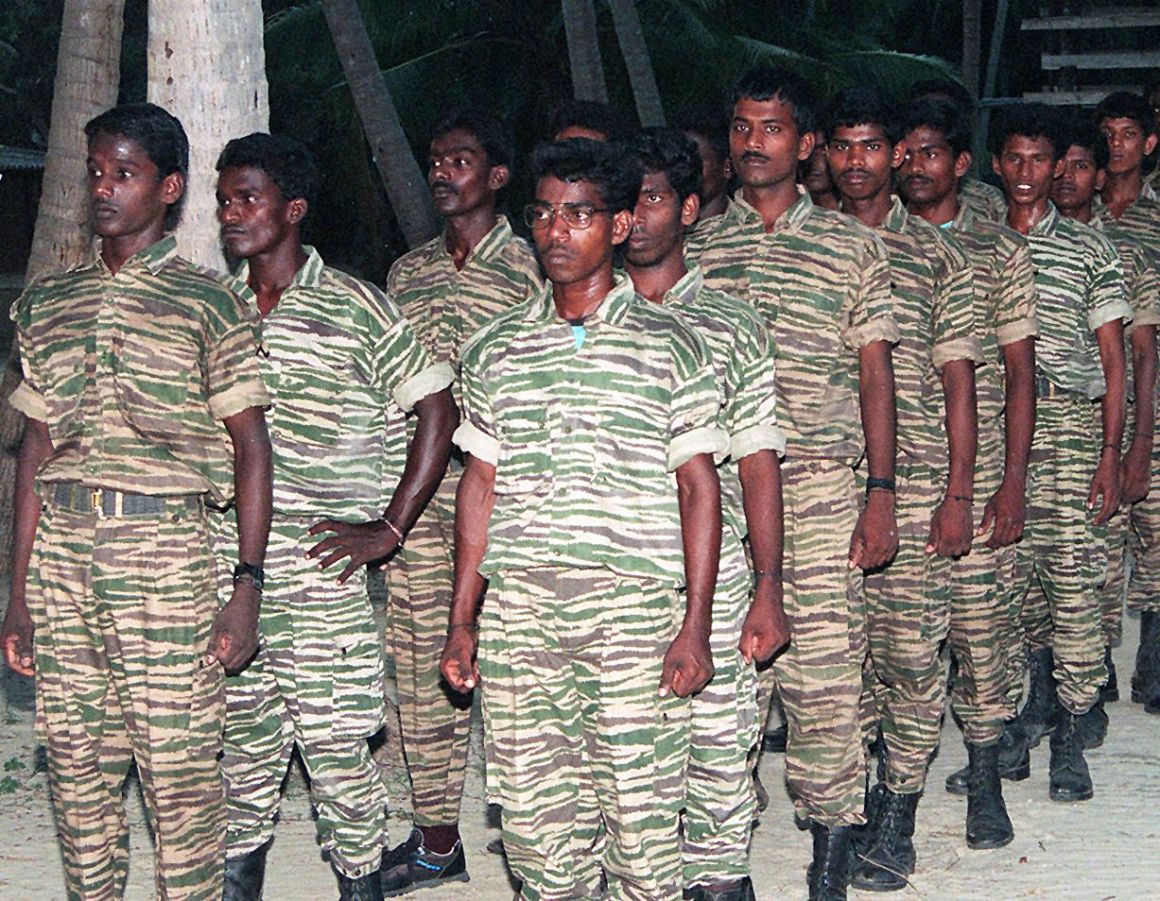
[
  {"x1": 1128, "y1": 477, "x2": 1160, "y2": 615},
  {"x1": 1099, "y1": 510, "x2": 1128, "y2": 647},
  {"x1": 94, "y1": 504, "x2": 226, "y2": 900},
  {"x1": 682, "y1": 542, "x2": 758, "y2": 890}
]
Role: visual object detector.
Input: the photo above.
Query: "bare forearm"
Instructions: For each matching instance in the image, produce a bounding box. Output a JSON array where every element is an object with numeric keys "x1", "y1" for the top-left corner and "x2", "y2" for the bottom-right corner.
[
  {"x1": 859, "y1": 341, "x2": 896, "y2": 481},
  {"x1": 226, "y1": 407, "x2": 272, "y2": 568},
  {"x1": 676, "y1": 453, "x2": 720, "y2": 632},
  {"x1": 941, "y1": 359, "x2": 978, "y2": 497},
  {"x1": 9, "y1": 418, "x2": 51, "y2": 609},
  {"x1": 1130, "y1": 325, "x2": 1156, "y2": 446},
  {"x1": 384, "y1": 388, "x2": 458, "y2": 533},
  {"x1": 449, "y1": 456, "x2": 495, "y2": 626},
  {"x1": 738, "y1": 450, "x2": 783, "y2": 578},
  {"x1": 1001, "y1": 338, "x2": 1035, "y2": 486},
  {"x1": 1097, "y1": 321, "x2": 1127, "y2": 449}
]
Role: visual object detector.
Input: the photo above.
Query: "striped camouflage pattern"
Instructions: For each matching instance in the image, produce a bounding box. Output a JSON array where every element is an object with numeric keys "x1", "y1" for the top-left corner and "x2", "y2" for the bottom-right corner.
[
  {"x1": 386, "y1": 219, "x2": 539, "y2": 825},
  {"x1": 689, "y1": 190, "x2": 900, "y2": 466},
  {"x1": 213, "y1": 516, "x2": 388, "y2": 879},
  {"x1": 455, "y1": 274, "x2": 727, "y2": 584},
  {"x1": 959, "y1": 176, "x2": 1008, "y2": 224},
  {"x1": 682, "y1": 211, "x2": 724, "y2": 262},
  {"x1": 658, "y1": 267, "x2": 782, "y2": 885},
  {"x1": 772, "y1": 459, "x2": 867, "y2": 826},
  {"x1": 224, "y1": 247, "x2": 452, "y2": 520},
  {"x1": 28, "y1": 501, "x2": 226, "y2": 900},
  {"x1": 8, "y1": 235, "x2": 268, "y2": 503},
  {"x1": 1025, "y1": 204, "x2": 1131, "y2": 397},
  {"x1": 946, "y1": 205, "x2": 1039, "y2": 745},
  {"x1": 478, "y1": 568, "x2": 689, "y2": 901}
]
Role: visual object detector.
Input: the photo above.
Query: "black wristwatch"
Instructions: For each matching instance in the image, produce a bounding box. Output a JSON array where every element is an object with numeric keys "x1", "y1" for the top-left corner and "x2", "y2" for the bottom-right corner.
[{"x1": 233, "y1": 562, "x2": 265, "y2": 592}]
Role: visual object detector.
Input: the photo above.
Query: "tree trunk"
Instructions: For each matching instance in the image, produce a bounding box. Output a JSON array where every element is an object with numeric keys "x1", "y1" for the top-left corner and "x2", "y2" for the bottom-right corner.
[
  {"x1": 961, "y1": 0, "x2": 981, "y2": 98},
  {"x1": 320, "y1": 0, "x2": 438, "y2": 250},
  {"x1": 147, "y1": 0, "x2": 269, "y2": 270},
  {"x1": 561, "y1": 0, "x2": 608, "y2": 103},
  {"x1": 608, "y1": 0, "x2": 664, "y2": 126}
]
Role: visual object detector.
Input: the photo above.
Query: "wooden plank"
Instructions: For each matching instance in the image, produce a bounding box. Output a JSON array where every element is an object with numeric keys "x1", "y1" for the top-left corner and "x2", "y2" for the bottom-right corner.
[
  {"x1": 1023, "y1": 9, "x2": 1160, "y2": 30},
  {"x1": 1023, "y1": 88, "x2": 1143, "y2": 106},
  {"x1": 1041, "y1": 51, "x2": 1160, "y2": 70}
]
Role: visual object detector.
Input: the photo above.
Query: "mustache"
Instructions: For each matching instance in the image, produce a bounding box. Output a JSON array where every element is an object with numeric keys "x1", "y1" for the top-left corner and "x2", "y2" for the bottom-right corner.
[
  {"x1": 899, "y1": 174, "x2": 932, "y2": 187},
  {"x1": 839, "y1": 168, "x2": 873, "y2": 179},
  {"x1": 741, "y1": 151, "x2": 771, "y2": 163}
]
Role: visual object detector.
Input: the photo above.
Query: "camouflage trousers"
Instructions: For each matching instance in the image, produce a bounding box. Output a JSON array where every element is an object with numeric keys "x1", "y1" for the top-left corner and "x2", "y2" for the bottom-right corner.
[
  {"x1": 28, "y1": 496, "x2": 225, "y2": 900},
  {"x1": 772, "y1": 459, "x2": 867, "y2": 827},
  {"x1": 683, "y1": 535, "x2": 757, "y2": 889},
  {"x1": 1099, "y1": 505, "x2": 1129, "y2": 646},
  {"x1": 948, "y1": 443, "x2": 1019, "y2": 746},
  {"x1": 219, "y1": 517, "x2": 388, "y2": 879},
  {"x1": 386, "y1": 463, "x2": 472, "y2": 827},
  {"x1": 861, "y1": 464, "x2": 951, "y2": 793},
  {"x1": 1127, "y1": 439, "x2": 1160, "y2": 615},
  {"x1": 479, "y1": 567, "x2": 689, "y2": 901},
  {"x1": 1015, "y1": 395, "x2": 1107, "y2": 715}
]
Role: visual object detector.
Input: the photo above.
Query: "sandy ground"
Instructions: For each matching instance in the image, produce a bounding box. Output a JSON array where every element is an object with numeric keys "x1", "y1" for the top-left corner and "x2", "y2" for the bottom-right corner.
[{"x1": 1, "y1": 579, "x2": 1158, "y2": 900}]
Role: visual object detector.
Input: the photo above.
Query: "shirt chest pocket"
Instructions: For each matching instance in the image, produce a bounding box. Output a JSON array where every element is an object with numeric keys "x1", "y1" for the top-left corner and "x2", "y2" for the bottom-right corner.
[
  {"x1": 113, "y1": 331, "x2": 199, "y2": 424},
  {"x1": 263, "y1": 320, "x2": 350, "y2": 450},
  {"x1": 495, "y1": 407, "x2": 552, "y2": 497}
]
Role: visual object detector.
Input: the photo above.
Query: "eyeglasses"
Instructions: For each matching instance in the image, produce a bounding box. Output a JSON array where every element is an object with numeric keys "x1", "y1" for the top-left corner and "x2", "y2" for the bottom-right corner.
[{"x1": 523, "y1": 202, "x2": 613, "y2": 230}]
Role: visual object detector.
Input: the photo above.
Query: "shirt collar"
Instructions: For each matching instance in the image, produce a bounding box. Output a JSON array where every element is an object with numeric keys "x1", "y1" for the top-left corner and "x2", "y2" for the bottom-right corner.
[
  {"x1": 1028, "y1": 201, "x2": 1062, "y2": 237},
  {"x1": 227, "y1": 245, "x2": 325, "y2": 314},
  {"x1": 664, "y1": 266, "x2": 704, "y2": 308},
  {"x1": 94, "y1": 234, "x2": 178, "y2": 276},
  {"x1": 725, "y1": 186, "x2": 813, "y2": 235},
  {"x1": 432, "y1": 215, "x2": 514, "y2": 268},
  {"x1": 951, "y1": 199, "x2": 977, "y2": 231},
  {"x1": 883, "y1": 194, "x2": 909, "y2": 232},
  {"x1": 525, "y1": 270, "x2": 635, "y2": 327}
]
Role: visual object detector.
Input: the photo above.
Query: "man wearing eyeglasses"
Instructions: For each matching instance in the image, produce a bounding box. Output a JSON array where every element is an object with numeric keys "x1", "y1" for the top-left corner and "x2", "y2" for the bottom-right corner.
[
  {"x1": 380, "y1": 110, "x2": 542, "y2": 894},
  {"x1": 441, "y1": 138, "x2": 726, "y2": 901}
]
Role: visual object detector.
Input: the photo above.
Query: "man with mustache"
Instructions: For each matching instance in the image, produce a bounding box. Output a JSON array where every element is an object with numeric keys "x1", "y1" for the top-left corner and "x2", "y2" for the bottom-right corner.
[
  {"x1": 214, "y1": 132, "x2": 458, "y2": 901},
  {"x1": 992, "y1": 103, "x2": 1130, "y2": 804},
  {"x1": 897, "y1": 95, "x2": 1039, "y2": 850},
  {"x1": 442, "y1": 137, "x2": 724, "y2": 900},
  {"x1": 824, "y1": 86, "x2": 982, "y2": 892},
  {"x1": 1092, "y1": 92, "x2": 1160, "y2": 717},
  {"x1": 690, "y1": 67, "x2": 900, "y2": 900},
  {"x1": 1, "y1": 102, "x2": 273, "y2": 900},
  {"x1": 383, "y1": 109, "x2": 542, "y2": 894}
]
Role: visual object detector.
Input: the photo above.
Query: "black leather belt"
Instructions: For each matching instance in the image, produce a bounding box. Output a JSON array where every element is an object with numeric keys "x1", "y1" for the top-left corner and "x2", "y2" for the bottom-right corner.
[{"x1": 49, "y1": 483, "x2": 203, "y2": 518}]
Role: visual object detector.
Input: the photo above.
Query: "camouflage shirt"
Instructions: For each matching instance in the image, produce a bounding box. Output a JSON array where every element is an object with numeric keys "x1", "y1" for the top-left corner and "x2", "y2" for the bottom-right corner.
[
  {"x1": 226, "y1": 247, "x2": 452, "y2": 519},
  {"x1": 960, "y1": 177, "x2": 1008, "y2": 224},
  {"x1": 690, "y1": 190, "x2": 899, "y2": 466},
  {"x1": 660, "y1": 266, "x2": 786, "y2": 543},
  {"x1": 868, "y1": 197, "x2": 983, "y2": 471},
  {"x1": 1025, "y1": 203, "x2": 1132, "y2": 399},
  {"x1": 9, "y1": 235, "x2": 268, "y2": 502},
  {"x1": 1092, "y1": 190, "x2": 1160, "y2": 251},
  {"x1": 455, "y1": 273, "x2": 727, "y2": 584}
]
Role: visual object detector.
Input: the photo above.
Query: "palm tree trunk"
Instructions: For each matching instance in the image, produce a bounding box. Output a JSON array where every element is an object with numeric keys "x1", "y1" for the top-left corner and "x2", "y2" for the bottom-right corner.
[
  {"x1": 561, "y1": 0, "x2": 608, "y2": 103},
  {"x1": 320, "y1": 0, "x2": 438, "y2": 250},
  {"x1": 147, "y1": 0, "x2": 270, "y2": 270},
  {"x1": 608, "y1": 0, "x2": 664, "y2": 126},
  {"x1": 962, "y1": 0, "x2": 981, "y2": 97}
]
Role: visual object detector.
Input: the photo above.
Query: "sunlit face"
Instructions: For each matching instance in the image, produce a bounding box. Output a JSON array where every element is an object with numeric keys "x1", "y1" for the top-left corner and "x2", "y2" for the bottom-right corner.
[
  {"x1": 1098, "y1": 117, "x2": 1158, "y2": 177},
  {"x1": 897, "y1": 126, "x2": 965, "y2": 208},
  {"x1": 626, "y1": 169, "x2": 695, "y2": 269},
  {"x1": 729, "y1": 96, "x2": 811, "y2": 191},
  {"x1": 1052, "y1": 144, "x2": 1103, "y2": 214},
  {"x1": 826, "y1": 123, "x2": 900, "y2": 202},
  {"x1": 530, "y1": 175, "x2": 629, "y2": 286},
  {"x1": 427, "y1": 128, "x2": 507, "y2": 217},
  {"x1": 992, "y1": 134, "x2": 1063, "y2": 207},
  {"x1": 216, "y1": 165, "x2": 303, "y2": 260},
  {"x1": 86, "y1": 131, "x2": 182, "y2": 240}
]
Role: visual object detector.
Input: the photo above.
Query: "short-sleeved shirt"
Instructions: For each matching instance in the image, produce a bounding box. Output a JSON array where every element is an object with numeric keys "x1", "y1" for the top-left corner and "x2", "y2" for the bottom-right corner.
[
  {"x1": 869, "y1": 197, "x2": 983, "y2": 470},
  {"x1": 388, "y1": 216, "x2": 542, "y2": 408},
  {"x1": 682, "y1": 212, "x2": 724, "y2": 262},
  {"x1": 950, "y1": 204, "x2": 1040, "y2": 452},
  {"x1": 8, "y1": 235, "x2": 268, "y2": 503},
  {"x1": 225, "y1": 247, "x2": 452, "y2": 520},
  {"x1": 661, "y1": 266, "x2": 786, "y2": 543},
  {"x1": 1025, "y1": 203, "x2": 1132, "y2": 399},
  {"x1": 454, "y1": 273, "x2": 727, "y2": 584},
  {"x1": 1092, "y1": 190, "x2": 1160, "y2": 252},
  {"x1": 690, "y1": 190, "x2": 899, "y2": 466},
  {"x1": 959, "y1": 177, "x2": 1008, "y2": 224}
]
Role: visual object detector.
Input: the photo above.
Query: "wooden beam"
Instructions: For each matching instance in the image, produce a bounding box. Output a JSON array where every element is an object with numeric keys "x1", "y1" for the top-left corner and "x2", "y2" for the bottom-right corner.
[
  {"x1": 1023, "y1": 9, "x2": 1160, "y2": 31},
  {"x1": 1023, "y1": 88, "x2": 1143, "y2": 106},
  {"x1": 1041, "y1": 51, "x2": 1160, "y2": 71}
]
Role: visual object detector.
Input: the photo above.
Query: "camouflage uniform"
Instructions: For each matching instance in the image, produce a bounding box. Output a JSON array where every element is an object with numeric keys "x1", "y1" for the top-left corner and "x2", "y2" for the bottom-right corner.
[
  {"x1": 960, "y1": 177, "x2": 1008, "y2": 225},
  {"x1": 947, "y1": 205, "x2": 1040, "y2": 744},
  {"x1": 1014, "y1": 204, "x2": 1131, "y2": 716},
  {"x1": 858, "y1": 198, "x2": 983, "y2": 792},
  {"x1": 214, "y1": 248, "x2": 452, "y2": 878},
  {"x1": 693, "y1": 190, "x2": 899, "y2": 826},
  {"x1": 386, "y1": 217, "x2": 540, "y2": 828},
  {"x1": 455, "y1": 274, "x2": 727, "y2": 901},
  {"x1": 661, "y1": 267, "x2": 786, "y2": 887},
  {"x1": 8, "y1": 236, "x2": 268, "y2": 900}
]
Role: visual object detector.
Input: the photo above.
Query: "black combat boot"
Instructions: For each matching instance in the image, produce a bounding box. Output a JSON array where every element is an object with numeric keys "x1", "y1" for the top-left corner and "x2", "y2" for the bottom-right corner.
[
  {"x1": 807, "y1": 822, "x2": 851, "y2": 901},
  {"x1": 223, "y1": 839, "x2": 272, "y2": 901},
  {"x1": 1015, "y1": 647, "x2": 1058, "y2": 748},
  {"x1": 947, "y1": 718, "x2": 1030, "y2": 795},
  {"x1": 683, "y1": 876, "x2": 757, "y2": 900},
  {"x1": 1132, "y1": 611, "x2": 1160, "y2": 713},
  {"x1": 1075, "y1": 698, "x2": 1108, "y2": 749},
  {"x1": 1049, "y1": 708, "x2": 1094, "y2": 802},
  {"x1": 964, "y1": 742, "x2": 1014, "y2": 849},
  {"x1": 1101, "y1": 645, "x2": 1118, "y2": 702},
  {"x1": 850, "y1": 788, "x2": 919, "y2": 892},
  {"x1": 336, "y1": 867, "x2": 385, "y2": 901}
]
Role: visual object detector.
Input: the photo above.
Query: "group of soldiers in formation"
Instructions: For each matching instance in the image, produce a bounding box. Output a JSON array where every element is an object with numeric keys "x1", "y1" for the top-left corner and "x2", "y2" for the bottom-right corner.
[{"x1": 3, "y1": 59, "x2": 1160, "y2": 901}]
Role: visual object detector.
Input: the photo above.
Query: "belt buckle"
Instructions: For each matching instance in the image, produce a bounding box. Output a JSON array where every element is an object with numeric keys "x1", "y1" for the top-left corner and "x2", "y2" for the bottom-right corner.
[{"x1": 90, "y1": 487, "x2": 105, "y2": 518}]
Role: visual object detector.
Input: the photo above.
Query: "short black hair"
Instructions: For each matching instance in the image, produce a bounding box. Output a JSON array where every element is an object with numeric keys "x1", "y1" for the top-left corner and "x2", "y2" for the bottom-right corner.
[
  {"x1": 907, "y1": 78, "x2": 976, "y2": 113},
  {"x1": 990, "y1": 103, "x2": 1062, "y2": 159},
  {"x1": 548, "y1": 100, "x2": 622, "y2": 142},
  {"x1": 823, "y1": 85, "x2": 899, "y2": 144},
  {"x1": 1094, "y1": 91, "x2": 1154, "y2": 135},
  {"x1": 1059, "y1": 117, "x2": 1110, "y2": 171},
  {"x1": 530, "y1": 138, "x2": 642, "y2": 213},
  {"x1": 731, "y1": 67, "x2": 816, "y2": 135},
  {"x1": 85, "y1": 102, "x2": 188, "y2": 230},
  {"x1": 216, "y1": 132, "x2": 319, "y2": 212},
  {"x1": 628, "y1": 127, "x2": 703, "y2": 202},
  {"x1": 898, "y1": 97, "x2": 973, "y2": 157},
  {"x1": 430, "y1": 108, "x2": 513, "y2": 169},
  {"x1": 677, "y1": 104, "x2": 730, "y2": 164}
]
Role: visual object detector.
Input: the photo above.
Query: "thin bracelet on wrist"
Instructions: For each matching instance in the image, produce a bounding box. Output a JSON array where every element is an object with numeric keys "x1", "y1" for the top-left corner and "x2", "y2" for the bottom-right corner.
[
  {"x1": 949, "y1": 494, "x2": 973, "y2": 503},
  {"x1": 753, "y1": 569, "x2": 780, "y2": 580},
  {"x1": 1101, "y1": 443, "x2": 1119, "y2": 453},
  {"x1": 447, "y1": 622, "x2": 478, "y2": 632},
  {"x1": 381, "y1": 515, "x2": 405, "y2": 547}
]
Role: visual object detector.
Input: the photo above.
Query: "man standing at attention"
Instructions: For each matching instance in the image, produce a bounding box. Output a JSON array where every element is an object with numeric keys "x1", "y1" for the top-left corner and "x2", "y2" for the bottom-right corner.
[
  {"x1": 381, "y1": 109, "x2": 541, "y2": 893},
  {"x1": 1, "y1": 103, "x2": 273, "y2": 901},
  {"x1": 625, "y1": 127, "x2": 790, "y2": 901},
  {"x1": 691, "y1": 68, "x2": 900, "y2": 900},
  {"x1": 442, "y1": 138, "x2": 724, "y2": 901},
  {"x1": 214, "y1": 133, "x2": 458, "y2": 900}
]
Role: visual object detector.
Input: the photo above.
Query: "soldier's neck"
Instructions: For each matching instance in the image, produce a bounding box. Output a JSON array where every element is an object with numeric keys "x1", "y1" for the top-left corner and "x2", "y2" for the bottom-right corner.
[
  {"x1": 444, "y1": 209, "x2": 498, "y2": 271},
  {"x1": 247, "y1": 239, "x2": 308, "y2": 317},
  {"x1": 626, "y1": 251, "x2": 686, "y2": 304},
  {"x1": 1100, "y1": 170, "x2": 1144, "y2": 219},
  {"x1": 1005, "y1": 196, "x2": 1051, "y2": 235},
  {"x1": 741, "y1": 180, "x2": 798, "y2": 232}
]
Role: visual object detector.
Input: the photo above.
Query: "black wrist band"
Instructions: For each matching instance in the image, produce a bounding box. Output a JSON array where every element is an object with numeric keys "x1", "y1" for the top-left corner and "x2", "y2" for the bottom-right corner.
[
  {"x1": 233, "y1": 562, "x2": 265, "y2": 592},
  {"x1": 865, "y1": 476, "x2": 896, "y2": 495}
]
